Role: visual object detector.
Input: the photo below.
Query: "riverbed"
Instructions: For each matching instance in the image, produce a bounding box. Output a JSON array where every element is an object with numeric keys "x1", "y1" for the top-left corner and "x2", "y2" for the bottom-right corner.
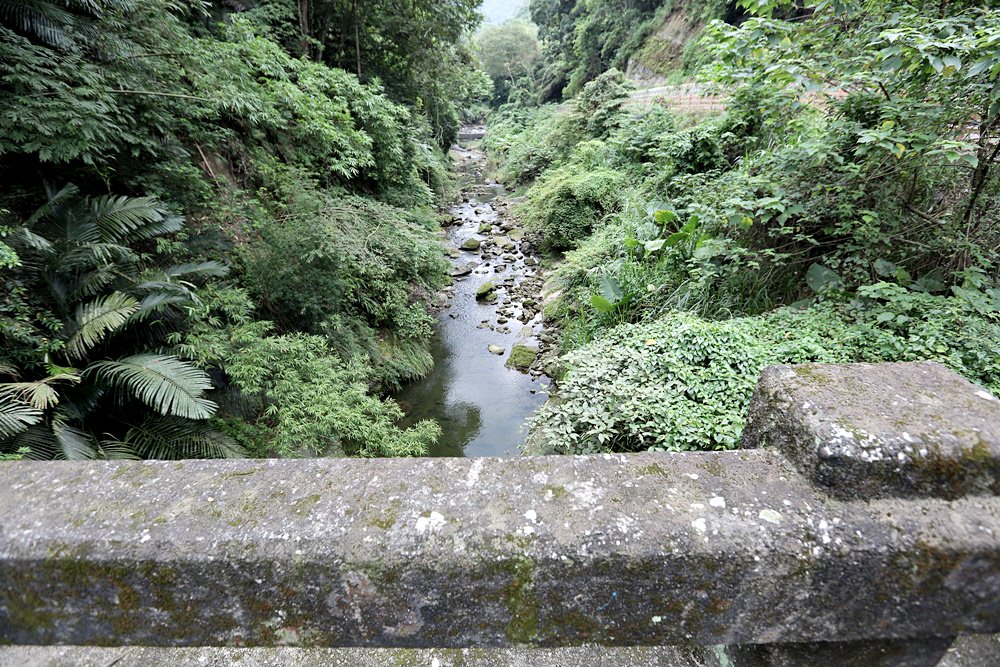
[{"x1": 393, "y1": 143, "x2": 549, "y2": 457}]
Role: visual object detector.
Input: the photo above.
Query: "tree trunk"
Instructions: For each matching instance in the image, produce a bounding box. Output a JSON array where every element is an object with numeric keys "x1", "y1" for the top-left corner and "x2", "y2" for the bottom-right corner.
[
  {"x1": 298, "y1": 0, "x2": 311, "y2": 59},
  {"x1": 315, "y1": 5, "x2": 333, "y2": 61},
  {"x1": 353, "y1": 0, "x2": 362, "y2": 78}
]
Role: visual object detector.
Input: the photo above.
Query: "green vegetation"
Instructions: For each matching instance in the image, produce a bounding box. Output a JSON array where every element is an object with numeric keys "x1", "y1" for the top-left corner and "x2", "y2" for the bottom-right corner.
[
  {"x1": 0, "y1": 0, "x2": 485, "y2": 459},
  {"x1": 489, "y1": 0, "x2": 1000, "y2": 454},
  {"x1": 4, "y1": 0, "x2": 998, "y2": 461}
]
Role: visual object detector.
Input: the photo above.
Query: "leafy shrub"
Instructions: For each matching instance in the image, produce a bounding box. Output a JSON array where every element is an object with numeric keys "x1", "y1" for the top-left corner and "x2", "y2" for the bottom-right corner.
[
  {"x1": 531, "y1": 291, "x2": 999, "y2": 454},
  {"x1": 572, "y1": 68, "x2": 633, "y2": 138},
  {"x1": 179, "y1": 289, "x2": 440, "y2": 457},
  {"x1": 224, "y1": 328, "x2": 440, "y2": 457},
  {"x1": 524, "y1": 167, "x2": 625, "y2": 251},
  {"x1": 238, "y1": 186, "x2": 446, "y2": 388}
]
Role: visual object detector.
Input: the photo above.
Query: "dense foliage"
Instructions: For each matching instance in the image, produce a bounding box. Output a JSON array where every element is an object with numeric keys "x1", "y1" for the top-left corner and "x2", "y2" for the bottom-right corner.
[
  {"x1": 0, "y1": 0, "x2": 480, "y2": 459},
  {"x1": 489, "y1": 0, "x2": 1000, "y2": 454}
]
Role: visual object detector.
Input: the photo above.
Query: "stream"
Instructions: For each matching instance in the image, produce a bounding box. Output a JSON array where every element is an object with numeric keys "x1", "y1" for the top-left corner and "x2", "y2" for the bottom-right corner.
[{"x1": 393, "y1": 142, "x2": 550, "y2": 457}]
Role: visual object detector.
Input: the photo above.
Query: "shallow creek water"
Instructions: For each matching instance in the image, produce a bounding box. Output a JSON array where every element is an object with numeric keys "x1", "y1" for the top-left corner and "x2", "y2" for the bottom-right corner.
[{"x1": 393, "y1": 144, "x2": 549, "y2": 457}]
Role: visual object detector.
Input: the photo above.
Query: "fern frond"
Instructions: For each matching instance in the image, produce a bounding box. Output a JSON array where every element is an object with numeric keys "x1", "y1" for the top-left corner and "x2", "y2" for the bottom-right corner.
[
  {"x1": 87, "y1": 354, "x2": 217, "y2": 419},
  {"x1": 110, "y1": 416, "x2": 244, "y2": 460},
  {"x1": 66, "y1": 291, "x2": 139, "y2": 358}
]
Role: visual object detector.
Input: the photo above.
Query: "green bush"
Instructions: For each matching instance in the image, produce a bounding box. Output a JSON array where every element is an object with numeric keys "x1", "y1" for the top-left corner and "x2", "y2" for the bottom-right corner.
[
  {"x1": 531, "y1": 291, "x2": 1000, "y2": 454},
  {"x1": 524, "y1": 167, "x2": 625, "y2": 251},
  {"x1": 224, "y1": 328, "x2": 439, "y2": 458},
  {"x1": 238, "y1": 186, "x2": 446, "y2": 388}
]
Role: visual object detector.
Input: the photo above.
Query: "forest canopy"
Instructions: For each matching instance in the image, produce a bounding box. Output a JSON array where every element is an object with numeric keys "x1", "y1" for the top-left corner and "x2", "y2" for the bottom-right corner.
[{"x1": 0, "y1": 0, "x2": 484, "y2": 460}]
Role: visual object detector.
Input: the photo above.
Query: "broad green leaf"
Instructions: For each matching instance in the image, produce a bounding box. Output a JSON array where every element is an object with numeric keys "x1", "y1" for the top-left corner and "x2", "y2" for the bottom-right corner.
[
  {"x1": 664, "y1": 232, "x2": 687, "y2": 247},
  {"x1": 599, "y1": 275, "x2": 624, "y2": 303},
  {"x1": 805, "y1": 263, "x2": 843, "y2": 293},
  {"x1": 590, "y1": 294, "x2": 616, "y2": 313},
  {"x1": 644, "y1": 239, "x2": 666, "y2": 253},
  {"x1": 653, "y1": 209, "x2": 678, "y2": 226},
  {"x1": 873, "y1": 259, "x2": 897, "y2": 277}
]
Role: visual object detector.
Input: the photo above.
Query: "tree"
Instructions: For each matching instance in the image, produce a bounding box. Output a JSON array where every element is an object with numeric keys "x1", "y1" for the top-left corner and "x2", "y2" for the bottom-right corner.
[{"x1": 475, "y1": 19, "x2": 540, "y2": 105}]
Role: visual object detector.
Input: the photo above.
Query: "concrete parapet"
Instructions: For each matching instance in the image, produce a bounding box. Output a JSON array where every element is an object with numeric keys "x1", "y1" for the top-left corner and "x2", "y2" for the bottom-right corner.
[
  {"x1": 0, "y1": 361, "x2": 998, "y2": 663},
  {"x1": 742, "y1": 362, "x2": 1000, "y2": 499}
]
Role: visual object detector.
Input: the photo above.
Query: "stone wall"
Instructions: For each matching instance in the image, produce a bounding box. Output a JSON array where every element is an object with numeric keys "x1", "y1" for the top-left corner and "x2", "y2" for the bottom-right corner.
[{"x1": 1, "y1": 361, "x2": 998, "y2": 666}]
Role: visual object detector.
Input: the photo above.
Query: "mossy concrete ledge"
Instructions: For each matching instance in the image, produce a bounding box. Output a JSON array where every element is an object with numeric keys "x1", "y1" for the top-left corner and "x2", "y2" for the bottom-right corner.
[
  {"x1": 1, "y1": 454, "x2": 1000, "y2": 648},
  {"x1": 742, "y1": 361, "x2": 1000, "y2": 500},
  {"x1": 1, "y1": 362, "x2": 1000, "y2": 652}
]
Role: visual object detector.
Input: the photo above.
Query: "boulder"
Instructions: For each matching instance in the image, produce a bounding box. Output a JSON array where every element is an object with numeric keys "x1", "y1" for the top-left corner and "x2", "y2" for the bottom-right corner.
[
  {"x1": 475, "y1": 282, "x2": 496, "y2": 301},
  {"x1": 460, "y1": 238, "x2": 481, "y2": 251},
  {"x1": 450, "y1": 262, "x2": 477, "y2": 277},
  {"x1": 505, "y1": 344, "x2": 538, "y2": 371},
  {"x1": 487, "y1": 344, "x2": 505, "y2": 355}
]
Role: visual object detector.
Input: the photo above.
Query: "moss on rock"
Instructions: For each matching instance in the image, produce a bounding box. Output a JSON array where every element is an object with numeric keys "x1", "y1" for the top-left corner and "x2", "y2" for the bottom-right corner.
[{"x1": 506, "y1": 344, "x2": 538, "y2": 371}]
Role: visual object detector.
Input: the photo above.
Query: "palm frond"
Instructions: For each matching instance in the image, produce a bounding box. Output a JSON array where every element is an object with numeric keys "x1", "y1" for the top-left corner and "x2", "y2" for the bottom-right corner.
[
  {"x1": 2, "y1": 381, "x2": 54, "y2": 410},
  {"x1": 0, "y1": 394, "x2": 43, "y2": 439},
  {"x1": 53, "y1": 421, "x2": 97, "y2": 459},
  {"x1": 128, "y1": 291, "x2": 195, "y2": 322},
  {"x1": 87, "y1": 354, "x2": 217, "y2": 419},
  {"x1": 6, "y1": 419, "x2": 97, "y2": 460},
  {"x1": 88, "y1": 195, "x2": 181, "y2": 244},
  {"x1": 164, "y1": 262, "x2": 230, "y2": 280},
  {"x1": 96, "y1": 441, "x2": 141, "y2": 460},
  {"x1": 69, "y1": 265, "x2": 126, "y2": 299},
  {"x1": 0, "y1": 370, "x2": 81, "y2": 413},
  {"x1": 8, "y1": 226, "x2": 53, "y2": 253},
  {"x1": 66, "y1": 291, "x2": 139, "y2": 358},
  {"x1": 109, "y1": 416, "x2": 244, "y2": 460},
  {"x1": 59, "y1": 243, "x2": 138, "y2": 271},
  {"x1": 0, "y1": 0, "x2": 77, "y2": 49},
  {"x1": 26, "y1": 183, "x2": 79, "y2": 226}
]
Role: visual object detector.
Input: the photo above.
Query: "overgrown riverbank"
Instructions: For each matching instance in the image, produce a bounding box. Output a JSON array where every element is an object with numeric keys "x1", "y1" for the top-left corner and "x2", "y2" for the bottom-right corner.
[
  {"x1": 0, "y1": 0, "x2": 488, "y2": 460},
  {"x1": 483, "y1": 1, "x2": 1000, "y2": 456}
]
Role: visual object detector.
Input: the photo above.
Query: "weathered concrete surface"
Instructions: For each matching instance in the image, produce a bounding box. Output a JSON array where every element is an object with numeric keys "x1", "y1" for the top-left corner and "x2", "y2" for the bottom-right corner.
[
  {"x1": 0, "y1": 646, "x2": 719, "y2": 666},
  {"x1": 1, "y1": 636, "x2": 996, "y2": 666},
  {"x1": 2, "y1": 452, "x2": 1000, "y2": 647},
  {"x1": 741, "y1": 362, "x2": 1000, "y2": 500},
  {"x1": 729, "y1": 637, "x2": 954, "y2": 666}
]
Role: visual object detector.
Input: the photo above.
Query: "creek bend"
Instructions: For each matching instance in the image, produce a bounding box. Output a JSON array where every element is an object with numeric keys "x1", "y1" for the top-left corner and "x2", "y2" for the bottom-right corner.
[{"x1": 393, "y1": 142, "x2": 550, "y2": 457}]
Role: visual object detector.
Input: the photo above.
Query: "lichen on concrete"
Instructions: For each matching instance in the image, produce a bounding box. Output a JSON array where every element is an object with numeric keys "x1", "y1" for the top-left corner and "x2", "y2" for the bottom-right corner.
[{"x1": 741, "y1": 361, "x2": 1000, "y2": 500}]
